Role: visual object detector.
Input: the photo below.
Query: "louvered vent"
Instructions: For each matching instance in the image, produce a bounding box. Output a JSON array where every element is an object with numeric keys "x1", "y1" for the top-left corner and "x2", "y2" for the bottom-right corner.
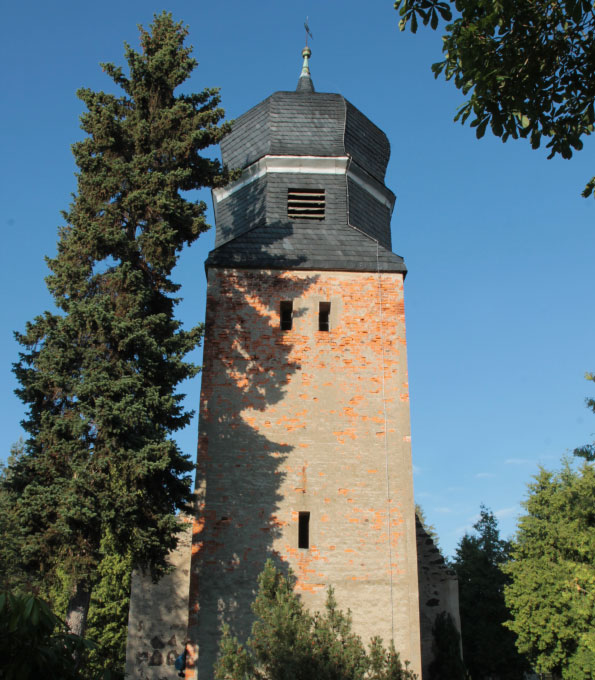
[{"x1": 288, "y1": 188, "x2": 325, "y2": 220}]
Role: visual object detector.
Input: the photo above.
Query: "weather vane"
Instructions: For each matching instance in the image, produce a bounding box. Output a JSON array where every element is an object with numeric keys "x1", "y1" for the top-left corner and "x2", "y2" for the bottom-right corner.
[{"x1": 304, "y1": 17, "x2": 313, "y2": 46}]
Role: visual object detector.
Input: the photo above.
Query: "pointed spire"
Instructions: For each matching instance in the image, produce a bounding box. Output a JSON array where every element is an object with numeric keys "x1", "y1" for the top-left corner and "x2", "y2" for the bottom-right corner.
[{"x1": 296, "y1": 46, "x2": 315, "y2": 93}]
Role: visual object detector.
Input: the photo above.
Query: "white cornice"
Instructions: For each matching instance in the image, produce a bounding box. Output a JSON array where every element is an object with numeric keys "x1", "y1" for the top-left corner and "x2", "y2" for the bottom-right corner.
[
  {"x1": 347, "y1": 166, "x2": 395, "y2": 211},
  {"x1": 213, "y1": 155, "x2": 394, "y2": 210}
]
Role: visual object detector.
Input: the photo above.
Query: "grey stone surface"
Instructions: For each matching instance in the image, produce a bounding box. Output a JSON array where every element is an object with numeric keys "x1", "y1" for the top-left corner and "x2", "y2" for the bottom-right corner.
[
  {"x1": 125, "y1": 519, "x2": 192, "y2": 680},
  {"x1": 416, "y1": 517, "x2": 462, "y2": 678}
]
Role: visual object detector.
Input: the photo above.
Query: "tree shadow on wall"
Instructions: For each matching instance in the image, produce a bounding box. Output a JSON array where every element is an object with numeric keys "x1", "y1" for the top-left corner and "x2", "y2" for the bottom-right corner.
[{"x1": 190, "y1": 222, "x2": 319, "y2": 677}]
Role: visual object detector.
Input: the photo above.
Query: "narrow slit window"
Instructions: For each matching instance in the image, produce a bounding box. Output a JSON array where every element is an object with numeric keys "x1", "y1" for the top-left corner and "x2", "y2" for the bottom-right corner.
[
  {"x1": 298, "y1": 511, "x2": 310, "y2": 549},
  {"x1": 280, "y1": 300, "x2": 293, "y2": 331},
  {"x1": 319, "y1": 301, "x2": 331, "y2": 332},
  {"x1": 288, "y1": 188, "x2": 325, "y2": 220}
]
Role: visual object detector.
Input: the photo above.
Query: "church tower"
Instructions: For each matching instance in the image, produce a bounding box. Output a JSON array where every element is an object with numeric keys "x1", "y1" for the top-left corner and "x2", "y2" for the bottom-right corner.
[{"x1": 187, "y1": 49, "x2": 422, "y2": 677}]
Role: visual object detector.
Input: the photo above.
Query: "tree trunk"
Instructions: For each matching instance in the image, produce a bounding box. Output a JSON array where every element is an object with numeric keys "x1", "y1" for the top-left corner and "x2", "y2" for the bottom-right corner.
[{"x1": 66, "y1": 579, "x2": 91, "y2": 638}]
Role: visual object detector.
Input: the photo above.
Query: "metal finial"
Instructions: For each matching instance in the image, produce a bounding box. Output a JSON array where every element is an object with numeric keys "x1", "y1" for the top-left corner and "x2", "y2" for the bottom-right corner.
[
  {"x1": 301, "y1": 45, "x2": 312, "y2": 78},
  {"x1": 297, "y1": 23, "x2": 315, "y2": 93}
]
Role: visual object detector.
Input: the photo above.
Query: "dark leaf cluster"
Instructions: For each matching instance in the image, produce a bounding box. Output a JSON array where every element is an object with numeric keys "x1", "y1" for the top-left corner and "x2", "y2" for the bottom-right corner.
[
  {"x1": 0, "y1": 591, "x2": 111, "y2": 680},
  {"x1": 394, "y1": 0, "x2": 595, "y2": 196},
  {"x1": 574, "y1": 372, "x2": 595, "y2": 461}
]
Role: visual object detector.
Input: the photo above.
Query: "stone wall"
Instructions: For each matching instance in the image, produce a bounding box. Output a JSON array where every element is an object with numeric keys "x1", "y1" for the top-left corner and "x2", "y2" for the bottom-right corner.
[
  {"x1": 416, "y1": 516, "x2": 462, "y2": 678},
  {"x1": 125, "y1": 518, "x2": 193, "y2": 680}
]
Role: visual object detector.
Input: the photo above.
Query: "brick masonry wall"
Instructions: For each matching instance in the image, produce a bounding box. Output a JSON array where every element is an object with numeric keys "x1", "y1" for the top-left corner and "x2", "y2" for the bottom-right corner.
[{"x1": 187, "y1": 267, "x2": 421, "y2": 679}]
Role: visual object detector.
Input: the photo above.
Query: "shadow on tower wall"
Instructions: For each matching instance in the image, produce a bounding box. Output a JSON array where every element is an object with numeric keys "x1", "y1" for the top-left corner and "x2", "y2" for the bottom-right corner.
[{"x1": 189, "y1": 217, "x2": 319, "y2": 677}]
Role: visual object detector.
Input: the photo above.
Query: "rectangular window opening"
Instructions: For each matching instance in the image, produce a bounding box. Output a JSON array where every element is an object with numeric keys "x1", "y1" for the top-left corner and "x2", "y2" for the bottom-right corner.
[
  {"x1": 319, "y1": 301, "x2": 331, "y2": 332},
  {"x1": 280, "y1": 300, "x2": 293, "y2": 331},
  {"x1": 288, "y1": 188, "x2": 325, "y2": 221},
  {"x1": 298, "y1": 511, "x2": 310, "y2": 549}
]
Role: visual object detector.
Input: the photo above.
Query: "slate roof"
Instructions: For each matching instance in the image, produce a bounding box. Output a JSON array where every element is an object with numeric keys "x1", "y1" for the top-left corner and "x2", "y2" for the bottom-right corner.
[
  {"x1": 296, "y1": 71, "x2": 315, "y2": 93},
  {"x1": 209, "y1": 63, "x2": 406, "y2": 276},
  {"x1": 206, "y1": 220, "x2": 407, "y2": 274},
  {"x1": 220, "y1": 92, "x2": 391, "y2": 184}
]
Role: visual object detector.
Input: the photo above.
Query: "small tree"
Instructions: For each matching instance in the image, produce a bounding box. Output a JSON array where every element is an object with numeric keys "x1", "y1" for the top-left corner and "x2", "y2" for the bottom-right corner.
[
  {"x1": 6, "y1": 12, "x2": 231, "y2": 636},
  {"x1": 452, "y1": 506, "x2": 528, "y2": 680},
  {"x1": 215, "y1": 560, "x2": 417, "y2": 680}
]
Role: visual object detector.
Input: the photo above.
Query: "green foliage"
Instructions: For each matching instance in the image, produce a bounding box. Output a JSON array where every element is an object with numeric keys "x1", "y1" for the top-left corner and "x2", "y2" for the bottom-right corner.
[
  {"x1": 0, "y1": 442, "x2": 27, "y2": 592},
  {"x1": 574, "y1": 373, "x2": 595, "y2": 461},
  {"x1": 5, "y1": 11, "x2": 231, "y2": 633},
  {"x1": 215, "y1": 560, "x2": 417, "y2": 680},
  {"x1": 504, "y1": 460, "x2": 595, "y2": 679},
  {"x1": 415, "y1": 503, "x2": 440, "y2": 548},
  {"x1": 0, "y1": 591, "x2": 105, "y2": 680},
  {"x1": 367, "y1": 638, "x2": 417, "y2": 680},
  {"x1": 427, "y1": 612, "x2": 467, "y2": 680},
  {"x1": 452, "y1": 506, "x2": 528, "y2": 680},
  {"x1": 85, "y1": 533, "x2": 132, "y2": 677},
  {"x1": 394, "y1": 0, "x2": 595, "y2": 196},
  {"x1": 2, "y1": 539, "x2": 131, "y2": 678}
]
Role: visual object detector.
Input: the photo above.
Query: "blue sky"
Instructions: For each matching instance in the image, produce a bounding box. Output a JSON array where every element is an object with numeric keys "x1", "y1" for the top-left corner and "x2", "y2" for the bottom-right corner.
[{"x1": 1, "y1": 0, "x2": 594, "y2": 558}]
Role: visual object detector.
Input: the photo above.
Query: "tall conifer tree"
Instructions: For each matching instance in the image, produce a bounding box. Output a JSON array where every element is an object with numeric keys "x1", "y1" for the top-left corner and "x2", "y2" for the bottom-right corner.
[
  {"x1": 452, "y1": 506, "x2": 528, "y2": 680},
  {"x1": 7, "y1": 12, "x2": 231, "y2": 635}
]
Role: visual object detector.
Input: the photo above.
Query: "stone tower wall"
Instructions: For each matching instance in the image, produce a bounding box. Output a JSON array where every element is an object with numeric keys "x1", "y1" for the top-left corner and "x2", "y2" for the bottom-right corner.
[{"x1": 188, "y1": 267, "x2": 421, "y2": 678}]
